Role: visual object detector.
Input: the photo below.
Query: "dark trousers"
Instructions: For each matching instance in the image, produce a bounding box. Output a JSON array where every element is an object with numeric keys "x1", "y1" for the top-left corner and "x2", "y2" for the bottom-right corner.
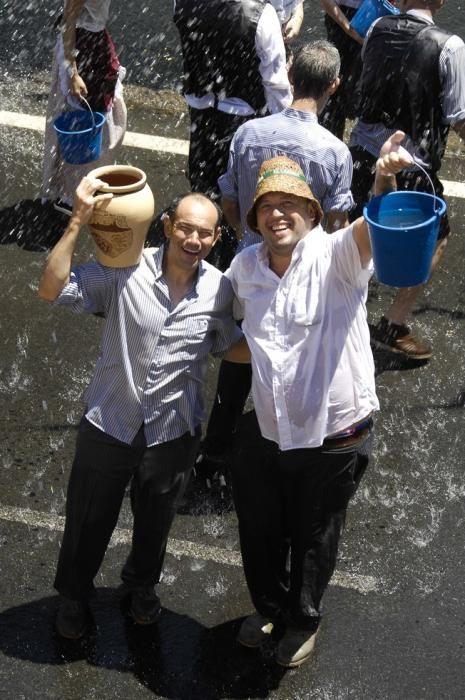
[
  {"x1": 319, "y1": 7, "x2": 363, "y2": 140},
  {"x1": 231, "y1": 411, "x2": 370, "y2": 630},
  {"x1": 54, "y1": 418, "x2": 200, "y2": 601},
  {"x1": 188, "y1": 107, "x2": 251, "y2": 197},
  {"x1": 202, "y1": 359, "x2": 252, "y2": 457}
]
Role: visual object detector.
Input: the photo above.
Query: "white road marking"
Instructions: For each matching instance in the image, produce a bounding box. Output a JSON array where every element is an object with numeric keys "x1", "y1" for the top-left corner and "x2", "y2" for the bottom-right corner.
[
  {"x1": 0, "y1": 110, "x2": 188, "y2": 155},
  {"x1": 0, "y1": 503, "x2": 378, "y2": 594},
  {"x1": 0, "y1": 109, "x2": 463, "y2": 199}
]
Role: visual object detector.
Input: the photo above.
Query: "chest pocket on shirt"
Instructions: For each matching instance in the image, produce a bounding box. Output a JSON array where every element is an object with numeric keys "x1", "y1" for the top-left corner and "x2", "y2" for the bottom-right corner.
[
  {"x1": 290, "y1": 288, "x2": 323, "y2": 327},
  {"x1": 183, "y1": 316, "x2": 211, "y2": 338}
]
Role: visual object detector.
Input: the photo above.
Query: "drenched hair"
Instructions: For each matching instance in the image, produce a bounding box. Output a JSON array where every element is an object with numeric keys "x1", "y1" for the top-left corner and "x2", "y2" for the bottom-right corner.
[
  {"x1": 291, "y1": 40, "x2": 341, "y2": 100},
  {"x1": 166, "y1": 192, "x2": 222, "y2": 227}
]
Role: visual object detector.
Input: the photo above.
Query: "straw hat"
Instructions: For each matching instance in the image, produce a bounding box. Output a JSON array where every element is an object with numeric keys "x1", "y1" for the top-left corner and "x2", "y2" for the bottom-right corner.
[{"x1": 246, "y1": 155, "x2": 324, "y2": 232}]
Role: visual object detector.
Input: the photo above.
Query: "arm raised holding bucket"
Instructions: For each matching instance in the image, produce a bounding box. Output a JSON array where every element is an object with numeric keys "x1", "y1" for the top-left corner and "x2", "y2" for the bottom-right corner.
[
  {"x1": 38, "y1": 177, "x2": 112, "y2": 301},
  {"x1": 352, "y1": 130, "x2": 414, "y2": 266}
]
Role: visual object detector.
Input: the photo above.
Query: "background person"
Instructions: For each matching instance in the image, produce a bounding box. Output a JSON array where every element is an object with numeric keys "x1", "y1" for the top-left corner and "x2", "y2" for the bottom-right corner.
[
  {"x1": 319, "y1": 0, "x2": 364, "y2": 139},
  {"x1": 227, "y1": 135, "x2": 413, "y2": 668},
  {"x1": 41, "y1": 0, "x2": 127, "y2": 215},
  {"x1": 38, "y1": 179, "x2": 244, "y2": 640},
  {"x1": 349, "y1": 0, "x2": 465, "y2": 360}
]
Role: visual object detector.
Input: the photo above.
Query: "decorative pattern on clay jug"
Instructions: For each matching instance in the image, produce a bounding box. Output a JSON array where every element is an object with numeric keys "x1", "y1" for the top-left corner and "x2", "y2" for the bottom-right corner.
[{"x1": 86, "y1": 165, "x2": 155, "y2": 267}]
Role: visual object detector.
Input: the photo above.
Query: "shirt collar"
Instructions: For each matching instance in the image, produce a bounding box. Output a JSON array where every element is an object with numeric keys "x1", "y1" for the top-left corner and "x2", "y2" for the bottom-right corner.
[
  {"x1": 257, "y1": 223, "x2": 326, "y2": 269},
  {"x1": 149, "y1": 243, "x2": 205, "y2": 293},
  {"x1": 406, "y1": 9, "x2": 434, "y2": 24},
  {"x1": 283, "y1": 107, "x2": 318, "y2": 123}
]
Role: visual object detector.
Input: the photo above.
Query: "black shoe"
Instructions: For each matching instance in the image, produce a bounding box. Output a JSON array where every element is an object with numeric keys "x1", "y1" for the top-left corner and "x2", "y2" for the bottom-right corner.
[
  {"x1": 195, "y1": 448, "x2": 229, "y2": 489},
  {"x1": 53, "y1": 198, "x2": 73, "y2": 216},
  {"x1": 370, "y1": 316, "x2": 432, "y2": 360},
  {"x1": 130, "y1": 587, "x2": 161, "y2": 625},
  {"x1": 55, "y1": 597, "x2": 90, "y2": 639}
]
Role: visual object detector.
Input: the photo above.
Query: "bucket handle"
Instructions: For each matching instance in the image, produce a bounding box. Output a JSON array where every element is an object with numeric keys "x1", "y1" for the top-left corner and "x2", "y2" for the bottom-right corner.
[
  {"x1": 400, "y1": 147, "x2": 440, "y2": 215},
  {"x1": 79, "y1": 95, "x2": 96, "y2": 131}
]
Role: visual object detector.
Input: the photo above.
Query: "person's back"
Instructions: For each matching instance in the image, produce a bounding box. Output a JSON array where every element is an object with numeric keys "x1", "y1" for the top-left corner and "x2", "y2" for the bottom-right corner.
[
  {"x1": 174, "y1": 0, "x2": 267, "y2": 113},
  {"x1": 220, "y1": 107, "x2": 353, "y2": 250},
  {"x1": 349, "y1": 0, "x2": 465, "y2": 361},
  {"x1": 356, "y1": 13, "x2": 452, "y2": 170},
  {"x1": 172, "y1": 0, "x2": 290, "y2": 206}
]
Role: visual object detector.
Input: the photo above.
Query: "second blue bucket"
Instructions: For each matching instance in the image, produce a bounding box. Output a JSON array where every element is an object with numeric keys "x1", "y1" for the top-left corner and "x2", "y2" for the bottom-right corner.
[
  {"x1": 364, "y1": 191, "x2": 446, "y2": 287},
  {"x1": 53, "y1": 110, "x2": 106, "y2": 165},
  {"x1": 350, "y1": 0, "x2": 399, "y2": 37}
]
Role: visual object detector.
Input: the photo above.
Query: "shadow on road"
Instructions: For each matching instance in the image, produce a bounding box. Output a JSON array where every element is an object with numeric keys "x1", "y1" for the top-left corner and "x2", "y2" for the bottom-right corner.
[
  {"x1": 0, "y1": 589, "x2": 287, "y2": 699},
  {"x1": 0, "y1": 199, "x2": 69, "y2": 251}
]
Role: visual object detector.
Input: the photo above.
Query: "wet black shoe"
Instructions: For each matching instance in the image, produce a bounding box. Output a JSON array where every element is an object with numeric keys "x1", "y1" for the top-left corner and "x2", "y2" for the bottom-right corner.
[
  {"x1": 370, "y1": 316, "x2": 432, "y2": 360},
  {"x1": 130, "y1": 587, "x2": 162, "y2": 625},
  {"x1": 55, "y1": 597, "x2": 90, "y2": 639}
]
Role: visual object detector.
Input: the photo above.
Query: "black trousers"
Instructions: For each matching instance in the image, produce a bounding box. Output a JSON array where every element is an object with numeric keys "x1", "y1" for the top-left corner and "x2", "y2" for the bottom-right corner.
[
  {"x1": 54, "y1": 418, "x2": 200, "y2": 601},
  {"x1": 188, "y1": 107, "x2": 251, "y2": 197},
  {"x1": 319, "y1": 7, "x2": 363, "y2": 140},
  {"x1": 231, "y1": 411, "x2": 370, "y2": 630},
  {"x1": 202, "y1": 359, "x2": 252, "y2": 457}
]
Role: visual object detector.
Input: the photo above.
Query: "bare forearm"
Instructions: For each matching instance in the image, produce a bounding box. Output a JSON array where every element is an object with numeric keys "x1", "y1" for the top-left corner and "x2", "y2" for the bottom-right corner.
[
  {"x1": 62, "y1": 0, "x2": 85, "y2": 64},
  {"x1": 320, "y1": 0, "x2": 363, "y2": 43},
  {"x1": 38, "y1": 216, "x2": 82, "y2": 301}
]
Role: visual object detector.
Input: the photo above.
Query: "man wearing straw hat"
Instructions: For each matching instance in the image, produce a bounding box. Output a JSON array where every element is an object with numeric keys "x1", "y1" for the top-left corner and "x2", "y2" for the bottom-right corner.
[
  {"x1": 38, "y1": 179, "x2": 247, "y2": 640},
  {"x1": 226, "y1": 133, "x2": 413, "y2": 667},
  {"x1": 349, "y1": 0, "x2": 465, "y2": 360}
]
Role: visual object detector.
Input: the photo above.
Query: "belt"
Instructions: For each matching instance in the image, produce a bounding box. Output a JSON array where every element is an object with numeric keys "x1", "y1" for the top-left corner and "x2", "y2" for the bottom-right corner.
[{"x1": 322, "y1": 416, "x2": 373, "y2": 451}]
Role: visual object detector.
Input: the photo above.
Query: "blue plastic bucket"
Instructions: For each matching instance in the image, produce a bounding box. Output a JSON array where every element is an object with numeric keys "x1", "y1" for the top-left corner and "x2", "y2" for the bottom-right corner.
[
  {"x1": 350, "y1": 0, "x2": 399, "y2": 37},
  {"x1": 364, "y1": 191, "x2": 446, "y2": 287},
  {"x1": 53, "y1": 110, "x2": 106, "y2": 165}
]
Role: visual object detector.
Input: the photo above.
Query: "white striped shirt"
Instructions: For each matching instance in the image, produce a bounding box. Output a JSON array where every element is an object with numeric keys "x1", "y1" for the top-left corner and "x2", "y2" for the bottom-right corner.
[
  {"x1": 55, "y1": 246, "x2": 242, "y2": 446},
  {"x1": 350, "y1": 11, "x2": 465, "y2": 162},
  {"x1": 218, "y1": 107, "x2": 354, "y2": 251}
]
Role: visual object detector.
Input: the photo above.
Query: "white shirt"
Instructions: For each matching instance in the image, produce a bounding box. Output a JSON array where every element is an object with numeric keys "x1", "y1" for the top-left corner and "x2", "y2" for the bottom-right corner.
[
  {"x1": 227, "y1": 225, "x2": 379, "y2": 450},
  {"x1": 270, "y1": 0, "x2": 302, "y2": 23},
  {"x1": 76, "y1": 0, "x2": 111, "y2": 31},
  {"x1": 182, "y1": 3, "x2": 291, "y2": 116}
]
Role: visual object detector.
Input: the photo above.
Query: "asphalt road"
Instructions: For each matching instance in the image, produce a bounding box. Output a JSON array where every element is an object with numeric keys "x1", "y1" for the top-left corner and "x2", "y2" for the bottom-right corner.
[{"x1": 1, "y1": 6, "x2": 465, "y2": 698}]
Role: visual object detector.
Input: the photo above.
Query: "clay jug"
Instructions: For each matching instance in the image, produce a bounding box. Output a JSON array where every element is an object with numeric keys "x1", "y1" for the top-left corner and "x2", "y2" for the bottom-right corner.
[{"x1": 86, "y1": 165, "x2": 155, "y2": 267}]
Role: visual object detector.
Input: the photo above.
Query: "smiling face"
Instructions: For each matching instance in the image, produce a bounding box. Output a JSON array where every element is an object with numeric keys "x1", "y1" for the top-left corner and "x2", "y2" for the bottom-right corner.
[
  {"x1": 163, "y1": 195, "x2": 221, "y2": 273},
  {"x1": 255, "y1": 191, "x2": 316, "y2": 259}
]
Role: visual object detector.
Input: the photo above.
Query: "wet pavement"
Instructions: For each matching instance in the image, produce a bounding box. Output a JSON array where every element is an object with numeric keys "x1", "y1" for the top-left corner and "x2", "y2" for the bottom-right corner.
[{"x1": 2, "y1": 7, "x2": 465, "y2": 698}]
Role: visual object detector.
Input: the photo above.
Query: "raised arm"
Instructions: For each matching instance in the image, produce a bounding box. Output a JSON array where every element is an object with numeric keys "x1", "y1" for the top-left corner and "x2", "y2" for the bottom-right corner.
[
  {"x1": 38, "y1": 177, "x2": 112, "y2": 301},
  {"x1": 319, "y1": 0, "x2": 364, "y2": 45},
  {"x1": 282, "y1": 2, "x2": 304, "y2": 43},
  {"x1": 352, "y1": 130, "x2": 414, "y2": 267}
]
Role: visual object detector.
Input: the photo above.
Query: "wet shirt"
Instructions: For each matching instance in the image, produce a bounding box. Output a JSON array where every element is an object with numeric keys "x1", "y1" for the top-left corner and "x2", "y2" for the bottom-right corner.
[
  {"x1": 226, "y1": 225, "x2": 379, "y2": 451},
  {"x1": 55, "y1": 246, "x2": 241, "y2": 446},
  {"x1": 350, "y1": 10, "x2": 465, "y2": 162},
  {"x1": 76, "y1": 0, "x2": 111, "y2": 31},
  {"x1": 219, "y1": 108, "x2": 354, "y2": 250}
]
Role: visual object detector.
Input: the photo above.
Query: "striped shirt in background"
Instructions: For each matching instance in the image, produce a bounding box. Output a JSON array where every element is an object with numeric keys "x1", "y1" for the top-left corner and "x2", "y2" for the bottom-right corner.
[
  {"x1": 55, "y1": 246, "x2": 242, "y2": 446},
  {"x1": 218, "y1": 108, "x2": 354, "y2": 251},
  {"x1": 350, "y1": 11, "x2": 465, "y2": 164}
]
